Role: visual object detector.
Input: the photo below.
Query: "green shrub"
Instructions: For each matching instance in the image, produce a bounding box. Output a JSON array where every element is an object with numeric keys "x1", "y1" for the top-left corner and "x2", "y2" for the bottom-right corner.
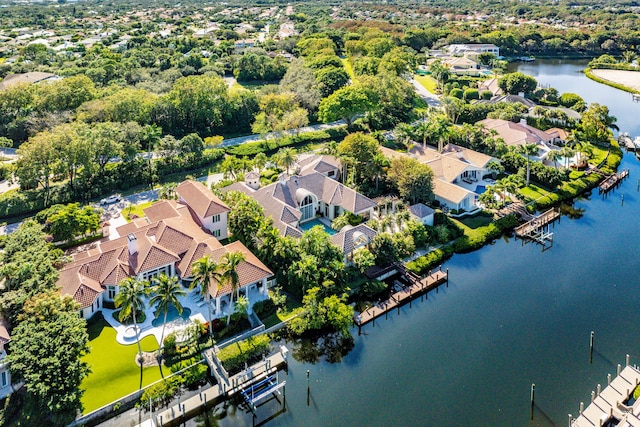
[
  {"x1": 253, "y1": 299, "x2": 276, "y2": 319},
  {"x1": 225, "y1": 127, "x2": 348, "y2": 157},
  {"x1": 406, "y1": 247, "x2": 453, "y2": 275},
  {"x1": 463, "y1": 88, "x2": 479, "y2": 100},
  {"x1": 139, "y1": 376, "x2": 184, "y2": 408},
  {"x1": 181, "y1": 363, "x2": 208, "y2": 388},
  {"x1": 481, "y1": 90, "x2": 493, "y2": 100},
  {"x1": 217, "y1": 335, "x2": 271, "y2": 374},
  {"x1": 449, "y1": 88, "x2": 464, "y2": 99},
  {"x1": 163, "y1": 333, "x2": 177, "y2": 356}
]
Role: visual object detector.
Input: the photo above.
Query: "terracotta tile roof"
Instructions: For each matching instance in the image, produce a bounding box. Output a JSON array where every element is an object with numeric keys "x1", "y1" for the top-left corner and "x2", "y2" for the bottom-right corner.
[
  {"x1": 0, "y1": 318, "x2": 9, "y2": 344},
  {"x1": 176, "y1": 180, "x2": 229, "y2": 218},
  {"x1": 57, "y1": 180, "x2": 264, "y2": 309},
  {"x1": 143, "y1": 200, "x2": 180, "y2": 222},
  {"x1": 58, "y1": 265, "x2": 104, "y2": 309}
]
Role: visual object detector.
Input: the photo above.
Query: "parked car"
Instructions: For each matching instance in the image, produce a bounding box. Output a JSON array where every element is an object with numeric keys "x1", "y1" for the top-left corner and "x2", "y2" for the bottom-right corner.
[{"x1": 100, "y1": 195, "x2": 122, "y2": 205}]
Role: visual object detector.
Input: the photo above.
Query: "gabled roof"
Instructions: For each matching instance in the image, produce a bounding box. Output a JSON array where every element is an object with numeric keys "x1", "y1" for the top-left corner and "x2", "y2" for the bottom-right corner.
[
  {"x1": 330, "y1": 224, "x2": 377, "y2": 255},
  {"x1": 222, "y1": 172, "x2": 376, "y2": 238},
  {"x1": 176, "y1": 180, "x2": 229, "y2": 218},
  {"x1": 296, "y1": 154, "x2": 341, "y2": 176},
  {"x1": 58, "y1": 180, "x2": 259, "y2": 309},
  {"x1": 479, "y1": 118, "x2": 554, "y2": 147}
]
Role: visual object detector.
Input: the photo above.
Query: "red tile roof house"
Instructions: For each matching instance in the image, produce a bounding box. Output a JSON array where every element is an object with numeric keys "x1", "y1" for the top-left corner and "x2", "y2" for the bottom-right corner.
[{"x1": 57, "y1": 180, "x2": 273, "y2": 329}]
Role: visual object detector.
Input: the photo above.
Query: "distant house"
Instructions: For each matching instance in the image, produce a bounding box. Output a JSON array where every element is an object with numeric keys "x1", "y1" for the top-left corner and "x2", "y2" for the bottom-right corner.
[
  {"x1": 444, "y1": 43, "x2": 500, "y2": 58},
  {"x1": 442, "y1": 56, "x2": 480, "y2": 76},
  {"x1": 478, "y1": 118, "x2": 561, "y2": 162},
  {"x1": 381, "y1": 143, "x2": 498, "y2": 212},
  {"x1": 409, "y1": 203, "x2": 435, "y2": 226},
  {"x1": 0, "y1": 72, "x2": 61, "y2": 91},
  {"x1": 57, "y1": 180, "x2": 272, "y2": 320},
  {"x1": 0, "y1": 320, "x2": 14, "y2": 399},
  {"x1": 477, "y1": 77, "x2": 503, "y2": 96},
  {"x1": 295, "y1": 154, "x2": 341, "y2": 179},
  {"x1": 478, "y1": 94, "x2": 536, "y2": 109}
]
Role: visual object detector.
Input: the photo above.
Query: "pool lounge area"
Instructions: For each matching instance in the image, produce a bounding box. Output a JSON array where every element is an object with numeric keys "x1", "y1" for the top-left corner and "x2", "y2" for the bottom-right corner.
[{"x1": 299, "y1": 217, "x2": 337, "y2": 235}]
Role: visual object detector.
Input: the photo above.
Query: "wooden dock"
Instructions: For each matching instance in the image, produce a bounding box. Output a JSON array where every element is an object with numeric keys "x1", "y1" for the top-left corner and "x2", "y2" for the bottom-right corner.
[
  {"x1": 570, "y1": 363, "x2": 640, "y2": 427},
  {"x1": 156, "y1": 347, "x2": 288, "y2": 427},
  {"x1": 354, "y1": 268, "x2": 448, "y2": 327},
  {"x1": 514, "y1": 208, "x2": 560, "y2": 247},
  {"x1": 599, "y1": 169, "x2": 629, "y2": 194},
  {"x1": 619, "y1": 135, "x2": 638, "y2": 151}
]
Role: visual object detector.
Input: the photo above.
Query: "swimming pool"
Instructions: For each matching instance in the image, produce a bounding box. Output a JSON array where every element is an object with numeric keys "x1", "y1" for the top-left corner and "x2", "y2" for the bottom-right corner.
[
  {"x1": 475, "y1": 185, "x2": 487, "y2": 194},
  {"x1": 299, "y1": 218, "x2": 336, "y2": 235},
  {"x1": 151, "y1": 305, "x2": 192, "y2": 327}
]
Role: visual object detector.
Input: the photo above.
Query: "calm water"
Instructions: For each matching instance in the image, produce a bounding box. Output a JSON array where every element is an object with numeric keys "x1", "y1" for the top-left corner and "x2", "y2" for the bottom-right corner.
[{"x1": 192, "y1": 60, "x2": 640, "y2": 426}]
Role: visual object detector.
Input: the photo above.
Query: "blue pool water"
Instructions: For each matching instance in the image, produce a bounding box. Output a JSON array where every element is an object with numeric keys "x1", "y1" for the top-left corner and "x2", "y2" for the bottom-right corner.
[
  {"x1": 298, "y1": 218, "x2": 336, "y2": 235},
  {"x1": 475, "y1": 185, "x2": 487, "y2": 194},
  {"x1": 151, "y1": 305, "x2": 191, "y2": 327}
]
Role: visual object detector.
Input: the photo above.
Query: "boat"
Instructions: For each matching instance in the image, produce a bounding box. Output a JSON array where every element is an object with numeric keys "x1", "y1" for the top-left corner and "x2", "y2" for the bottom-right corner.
[
  {"x1": 634, "y1": 136, "x2": 640, "y2": 148},
  {"x1": 518, "y1": 56, "x2": 536, "y2": 62}
]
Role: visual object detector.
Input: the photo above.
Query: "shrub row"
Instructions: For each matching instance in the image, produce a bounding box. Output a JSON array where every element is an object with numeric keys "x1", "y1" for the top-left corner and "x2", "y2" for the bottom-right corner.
[
  {"x1": 217, "y1": 335, "x2": 271, "y2": 374},
  {"x1": 406, "y1": 214, "x2": 519, "y2": 275},
  {"x1": 225, "y1": 126, "x2": 348, "y2": 157}
]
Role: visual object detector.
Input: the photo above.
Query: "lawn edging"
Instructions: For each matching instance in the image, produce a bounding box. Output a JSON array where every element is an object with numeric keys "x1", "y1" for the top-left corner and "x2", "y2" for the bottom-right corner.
[{"x1": 70, "y1": 360, "x2": 207, "y2": 427}]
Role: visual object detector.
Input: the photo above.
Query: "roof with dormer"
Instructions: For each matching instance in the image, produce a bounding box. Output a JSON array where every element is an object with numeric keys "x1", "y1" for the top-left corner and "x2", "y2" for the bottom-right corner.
[
  {"x1": 176, "y1": 180, "x2": 230, "y2": 219},
  {"x1": 57, "y1": 181, "x2": 271, "y2": 307}
]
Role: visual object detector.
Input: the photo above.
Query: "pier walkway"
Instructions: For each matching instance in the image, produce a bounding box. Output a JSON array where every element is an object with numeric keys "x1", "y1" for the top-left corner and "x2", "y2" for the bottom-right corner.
[
  {"x1": 514, "y1": 208, "x2": 560, "y2": 246},
  {"x1": 571, "y1": 362, "x2": 640, "y2": 427},
  {"x1": 354, "y1": 268, "x2": 448, "y2": 327},
  {"x1": 155, "y1": 347, "x2": 288, "y2": 427},
  {"x1": 599, "y1": 169, "x2": 629, "y2": 194}
]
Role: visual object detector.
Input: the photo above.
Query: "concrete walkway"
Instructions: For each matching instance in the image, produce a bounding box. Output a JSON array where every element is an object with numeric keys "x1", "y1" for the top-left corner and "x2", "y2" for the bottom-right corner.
[{"x1": 410, "y1": 77, "x2": 441, "y2": 107}]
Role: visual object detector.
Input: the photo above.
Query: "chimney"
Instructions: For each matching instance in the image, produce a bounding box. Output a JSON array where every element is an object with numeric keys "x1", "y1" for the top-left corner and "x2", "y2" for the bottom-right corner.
[
  {"x1": 518, "y1": 91, "x2": 525, "y2": 97},
  {"x1": 127, "y1": 233, "x2": 137, "y2": 255}
]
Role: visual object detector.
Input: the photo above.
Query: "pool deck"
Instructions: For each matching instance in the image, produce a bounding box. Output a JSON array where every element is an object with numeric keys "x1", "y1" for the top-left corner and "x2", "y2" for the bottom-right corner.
[{"x1": 106, "y1": 288, "x2": 269, "y2": 346}]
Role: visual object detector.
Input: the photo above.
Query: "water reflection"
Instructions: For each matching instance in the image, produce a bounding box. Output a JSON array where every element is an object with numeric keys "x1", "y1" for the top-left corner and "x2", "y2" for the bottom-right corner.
[{"x1": 290, "y1": 333, "x2": 355, "y2": 364}]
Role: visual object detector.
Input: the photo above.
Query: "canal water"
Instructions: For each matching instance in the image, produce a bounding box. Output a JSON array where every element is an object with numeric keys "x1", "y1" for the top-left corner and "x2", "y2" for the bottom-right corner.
[{"x1": 192, "y1": 60, "x2": 640, "y2": 426}]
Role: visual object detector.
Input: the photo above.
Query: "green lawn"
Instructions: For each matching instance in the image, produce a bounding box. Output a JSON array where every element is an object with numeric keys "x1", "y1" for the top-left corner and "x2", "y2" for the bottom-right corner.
[
  {"x1": 81, "y1": 314, "x2": 163, "y2": 414},
  {"x1": 456, "y1": 212, "x2": 494, "y2": 229},
  {"x1": 124, "y1": 200, "x2": 155, "y2": 222},
  {"x1": 414, "y1": 74, "x2": 438, "y2": 94},
  {"x1": 262, "y1": 296, "x2": 304, "y2": 329},
  {"x1": 341, "y1": 57, "x2": 355, "y2": 80}
]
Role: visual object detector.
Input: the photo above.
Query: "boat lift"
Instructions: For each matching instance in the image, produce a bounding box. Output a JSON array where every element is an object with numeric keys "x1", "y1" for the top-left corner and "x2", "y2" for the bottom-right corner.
[{"x1": 240, "y1": 371, "x2": 286, "y2": 414}]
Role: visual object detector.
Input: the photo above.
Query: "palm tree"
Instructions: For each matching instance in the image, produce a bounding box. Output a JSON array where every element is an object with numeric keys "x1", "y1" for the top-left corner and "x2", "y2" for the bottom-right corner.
[
  {"x1": 322, "y1": 141, "x2": 339, "y2": 156},
  {"x1": 115, "y1": 277, "x2": 149, "y2": 362},
  {"x1": 142, "y1": 124, "x2": 162, "y2": 186},
  {"x1": 546, "y1": 150, "x2": 562, "y2": 169},
  {"x1": 414, "y1": 120, "x2": 430, "y2": 148},
  {"x1": 190, "y1": 256, "x2": 223, "y2": 337},
  {"x1": 622, "y1": 50, "x2": 638, "y2": 64},
  {"x1": 516, "y1": 143, "x2": 539, "y2": 185},
  {"x1": 575, "y1": 141, "x2": 594, "y2": 167},
  {"x1": 372, "y1": 153, "x2": 390, "y2": 191},
  {"x1": 158, "y1": 182, "x2": 177, "y2": 200},
  {"x1": 149, "y1": 274, "x2": 186, "y2": 351},
  {"x1": 486, "y1": 160, "x2": 504, "y2": 179},
  {"x1": 276, "y1": 147, "x2": 297, "y2": 175},
  {"x1": 220, "y1": 251, "x2": 247, "y2": 323},
  {"x1": 394, "y1": 123, "x2": 414, "y2": 148},
  {"x1": 560, "y1": 146, "x2": 575, "y2": 168},
  {"x1": 253, "y1": 152, "x2": 268, "y2": 171}
]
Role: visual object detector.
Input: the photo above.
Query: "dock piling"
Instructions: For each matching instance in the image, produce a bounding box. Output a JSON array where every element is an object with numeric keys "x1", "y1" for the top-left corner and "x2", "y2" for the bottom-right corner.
[
  {"x1": 597, "y1": 384, "x2": 601, "y2": 396},
  {"x1": 618, "y1": 364, "x2": 622, "y2": 376},
  {"x1": 530, "y1": 383, "x2": 535, "y2": 420},
  {"x1": 580, "y1": 401, "x2": 584, "y2": 414},
  {"x1": 627, "y1": 354, "x2": 630, "y2": 366},
  {"x1": 446, "y1": 268, "x2": 449, "y2": 287},
  {"x1": 591, "y1": 391, "x2": 595, "y2": 402},
  {"x1": 608, "y1": 373, "x2": 611, "y2": 386},
  {"x1": 590, "y1": 331, "x2": 594, "y2": 364}
]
